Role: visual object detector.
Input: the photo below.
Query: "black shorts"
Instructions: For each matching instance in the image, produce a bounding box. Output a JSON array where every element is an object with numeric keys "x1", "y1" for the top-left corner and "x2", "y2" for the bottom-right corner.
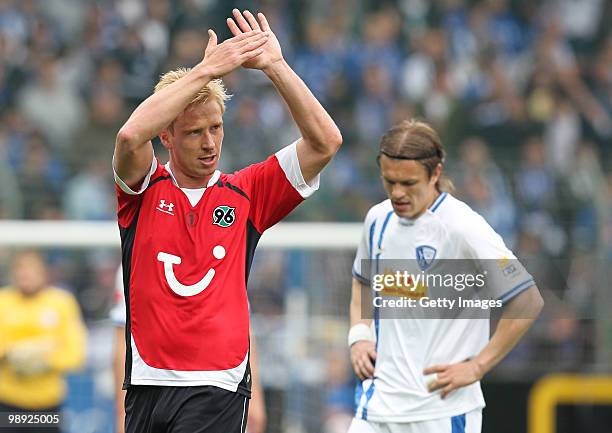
[{"x1": 125, "y1": 385, "x2": 249, "y2": 433}]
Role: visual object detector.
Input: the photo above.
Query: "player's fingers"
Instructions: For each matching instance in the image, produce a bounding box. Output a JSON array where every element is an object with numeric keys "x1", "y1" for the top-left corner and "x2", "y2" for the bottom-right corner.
[
  {"x1": 243, "y1": 10, "x2": 261, "y2": 31},
  {"x1": 427, "y1": 379, "x2": 443, "y2": 392},
  {"x1": 359, "y1": 361, "x2": 373, "y2": 379},
  {"x1": 356, "y1": 365, "x2": 366, "y2": 380},
  {"x1": 232, "y1": 8, "x2": 252, "y2": 33},
  {"x1": 354, "y1": 361, "x2": 363, "y2": 380},
  {"x1": 435, "y1": 370, "x2": 450, "y2": 381},
  {"x1": 441, "y1": 383, "x2": 455, "y2": 399},
  {"x1": 239, "y1": 48, "x2": 264, "y2": 61},
  {"x1": 361, "y1": 354, "x2": 375, "y2": 376},
  {"x1": 428, "y1": 375, "x2": 451, "y2": 392},
  {"x1": 231, "y1": 29, "x2": 263, "y2": 43},
  {"x1": 226, "y1": 18, "x2": 242, "y2": 36},
  {"x1": 423, "y1": 364, "x2": 448, "y2": 375},
  {"x1": 352, "y1": 359, "x2": 366, "y2": 380},
  {"x1": 258, "y1": 13, "x2": 271, "y2": 32},
  {"x1": 205, "y1": 29, "x2": 217, "y2": 51},
  {"x1": 367, "y1": 348, "x2": 378, "y2": 360},
  {"x1": 236, "y1": 38, "x2": 266, "y2": 57},
  {"x1": 237, "y1": 31, "x2": 268, "y2": 50}
]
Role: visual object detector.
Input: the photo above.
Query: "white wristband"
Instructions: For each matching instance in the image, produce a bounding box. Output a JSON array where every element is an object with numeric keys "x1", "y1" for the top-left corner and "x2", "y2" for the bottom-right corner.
[{"x1": 348, "y1": 323, "x2": 374, "y2": 347}]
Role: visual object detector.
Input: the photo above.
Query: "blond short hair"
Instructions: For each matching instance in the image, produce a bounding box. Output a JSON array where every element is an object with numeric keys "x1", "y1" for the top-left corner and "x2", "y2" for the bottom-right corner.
[{"x1": 154, "y1": 67, "x2": 231, "y2": 112}]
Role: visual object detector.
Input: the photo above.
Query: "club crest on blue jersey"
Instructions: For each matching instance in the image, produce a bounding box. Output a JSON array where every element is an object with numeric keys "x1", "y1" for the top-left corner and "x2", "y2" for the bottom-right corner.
[
  {"x1": 213, "y1": 205, "x2": 236, "y2": 227},
  {"x1": 416, "y1": 245, "x2": 436, "y2": 270}
]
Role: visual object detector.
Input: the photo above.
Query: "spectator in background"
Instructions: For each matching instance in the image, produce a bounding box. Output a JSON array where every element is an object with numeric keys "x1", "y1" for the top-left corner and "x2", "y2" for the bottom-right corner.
[
  {"x1": 514, "y1": 136, "x2": 567, "y2": 256},
  {"x1": 112, "y1": 26, "x2": 157, "y2": 103},
  {"x1": 348, "y1": 7, "x2": 403, "y2": 87},
  {"x1": 603, "y1": 173, "x2": 612, "y2": 258},
  {"x1": 323, "y1": 350, "x2": 353, "y2": 433},
  {"x1": 590, "y1": 37, "x2": 612, "y2": 120},
  {"x1": 566, "y1": 142, "x2": 607, "y2": 251},
  {"x1": 537, "y1": 17, "x2": 612, "y2": 140},
  {"x1": 354, "y1": 63, "x2": 395, "y2": 146},
  {"x1": 17, "y1": 133, "x2": 64, "y2": 220},
  {"x1": 0, "y1": 0, "x2": 608, "y2": 225},
  {"x1": 222, "y1": 94, "x2": 275, "y2": 171},
  {"x1": 71, "y1": 88, "x2": 127, "y2": 171},
  {"x1": 17, "y1": 54, "x2": 85, "y2": 153},
  {"x1": 0, "y1": 128, "x2": 23, "y2": 218},
  {"x1": 452, "y1": 137, "x2": 517, "y2": 245},
  {"x1": 293, "y1": 19, "x2": 345, "y2": 103},
  {"x1": 515, "y1": 136, "x2": 556, "y2": 214},
  {"x1": 544, "y1": 97, "x2": 581, "y2": 176},
  {"x1": 138, "y1": 0, "x2": 171, "y2": 65},
  {"x1": 63, "y1": 159, "x2": 115, "y2": 220},
  {"x1": 161, "y1": 26, "x2": 207, "y2": 73},
  {"x1": 400, "y1": 30, "x2": 445, "y2": 106},
  {"x1": 0, "y1": 250, "x2": 86, "y2": 432}
]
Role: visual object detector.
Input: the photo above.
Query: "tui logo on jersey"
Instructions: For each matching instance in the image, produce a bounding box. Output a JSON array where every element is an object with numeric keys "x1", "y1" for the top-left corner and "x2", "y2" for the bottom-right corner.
[
  {"x1": 416, "y1": 245, "x2": 437, "y2": 271},
  {"x1": 157, "y1": 245, "x2": 226, "y2": 297},
  {"x1": 213, "y1": 205, "x2": 235, "y2": 227}
]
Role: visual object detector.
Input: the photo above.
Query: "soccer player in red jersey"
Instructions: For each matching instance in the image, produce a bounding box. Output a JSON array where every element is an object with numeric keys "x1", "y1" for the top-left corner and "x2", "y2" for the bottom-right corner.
[{"x1": 113, "y1": 9, "x2": 342, "y2": 433}]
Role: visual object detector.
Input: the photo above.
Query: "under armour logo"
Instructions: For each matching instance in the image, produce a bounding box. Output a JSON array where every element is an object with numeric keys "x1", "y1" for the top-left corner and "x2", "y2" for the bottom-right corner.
[{"x1": 156, "y1": 199, "x2": 175, "y2": 215}]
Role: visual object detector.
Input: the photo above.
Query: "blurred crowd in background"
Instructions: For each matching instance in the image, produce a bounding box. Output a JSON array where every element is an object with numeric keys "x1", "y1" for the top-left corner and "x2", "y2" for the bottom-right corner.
[
  {"x1": 0, "y1": 0, "x2": 609, "y2": 232},
  {"x1": 0, "y1": 0, "x2": 611, "y2": 432}
]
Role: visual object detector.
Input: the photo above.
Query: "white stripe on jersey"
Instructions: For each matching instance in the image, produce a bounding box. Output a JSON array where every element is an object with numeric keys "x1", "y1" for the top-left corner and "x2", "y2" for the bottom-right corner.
[{"x1": 129, "y1": 335, "x2": 249, "y2": 391}]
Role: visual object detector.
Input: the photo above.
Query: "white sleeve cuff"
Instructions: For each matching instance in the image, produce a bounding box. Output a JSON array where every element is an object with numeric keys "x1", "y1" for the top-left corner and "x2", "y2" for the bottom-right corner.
[
  {"x1": 275, "y1": 140, "x2": 320, "y2": 199},
  {"x1": 113, "y1": 157, "x2": 157, "y2": 195}
]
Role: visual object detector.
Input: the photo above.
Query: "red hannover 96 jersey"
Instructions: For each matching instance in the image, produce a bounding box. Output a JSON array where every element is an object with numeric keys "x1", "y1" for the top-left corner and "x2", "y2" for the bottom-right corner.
[{"x1": 114, "y1": 142, "x2": 318, "y2": 394}]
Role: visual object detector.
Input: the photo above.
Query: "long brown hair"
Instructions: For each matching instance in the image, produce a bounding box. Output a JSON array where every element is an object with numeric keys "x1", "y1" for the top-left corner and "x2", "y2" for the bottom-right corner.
[{"x1": 378, "y1": 119, "x2": 454, "y2": 192}]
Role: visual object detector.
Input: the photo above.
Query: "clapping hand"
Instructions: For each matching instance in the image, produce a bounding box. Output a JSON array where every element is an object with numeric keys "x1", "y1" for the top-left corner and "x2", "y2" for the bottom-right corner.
[{"x1": 227, "y1": 9, "x2": 283, "y2": 71}]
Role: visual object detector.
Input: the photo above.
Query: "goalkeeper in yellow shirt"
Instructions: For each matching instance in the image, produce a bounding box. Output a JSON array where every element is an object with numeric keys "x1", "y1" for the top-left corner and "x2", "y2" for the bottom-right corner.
[{"x1": 0, "y1": 250, "x2": 86, "y2": 430}]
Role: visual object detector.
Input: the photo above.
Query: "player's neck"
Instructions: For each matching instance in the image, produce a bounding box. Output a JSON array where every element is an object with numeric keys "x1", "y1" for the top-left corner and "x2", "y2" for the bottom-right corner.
[
  {"x1": 168, "y1": 161, "x2": 213, "y2": 189},
  {"x1": 413, "y1": 189, "x2": 441, "y2": 219},
  {"x1": 427, "y1": 189, "x2": 441, "y2": 210}
]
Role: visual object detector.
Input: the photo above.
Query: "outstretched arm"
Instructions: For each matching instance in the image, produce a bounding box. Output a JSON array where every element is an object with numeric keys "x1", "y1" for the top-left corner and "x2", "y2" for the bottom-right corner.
[
  {"x1": 114, "y1": 28, "x2": 269, "y2": 188},
  {"x1": 227, "y1": 10, "x2": 342, "y2": 183}
]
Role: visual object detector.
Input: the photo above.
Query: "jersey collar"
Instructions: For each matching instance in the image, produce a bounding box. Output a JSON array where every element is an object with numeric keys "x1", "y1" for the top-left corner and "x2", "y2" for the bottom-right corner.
[
  {"x1": 164, "y1": 161, "x2": 221, "y2": 189},
  {"x1": 429, "y1": 191, "x2": 448, "y2": 213}
]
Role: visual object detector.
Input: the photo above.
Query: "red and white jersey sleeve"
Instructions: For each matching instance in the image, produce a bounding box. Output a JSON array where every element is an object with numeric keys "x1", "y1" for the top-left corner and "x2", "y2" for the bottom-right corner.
[
  {"x1": 114, "y1": 141, "x2": 318, "y2": 394},
  {"x1": 237, "y1": 140, "x2": 319, "y2": 233}
]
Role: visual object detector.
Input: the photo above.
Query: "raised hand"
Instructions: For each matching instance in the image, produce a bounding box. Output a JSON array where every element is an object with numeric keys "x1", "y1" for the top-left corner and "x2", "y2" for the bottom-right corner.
[
  {"x1": 200, "y1": 28, "x2": 269, "y2": 78},
  {"x1": 226, "y1": 9, "x2": 283, "y2": 71}
]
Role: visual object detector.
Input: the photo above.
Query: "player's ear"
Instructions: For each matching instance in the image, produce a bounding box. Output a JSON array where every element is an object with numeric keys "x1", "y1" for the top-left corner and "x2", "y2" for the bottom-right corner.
[
  {"x1": 159, "y1": 128, "x2": 172, "y2": 150},
  {"x1": 431, "y1": 163, "x2": 442, "y2": 184}
]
